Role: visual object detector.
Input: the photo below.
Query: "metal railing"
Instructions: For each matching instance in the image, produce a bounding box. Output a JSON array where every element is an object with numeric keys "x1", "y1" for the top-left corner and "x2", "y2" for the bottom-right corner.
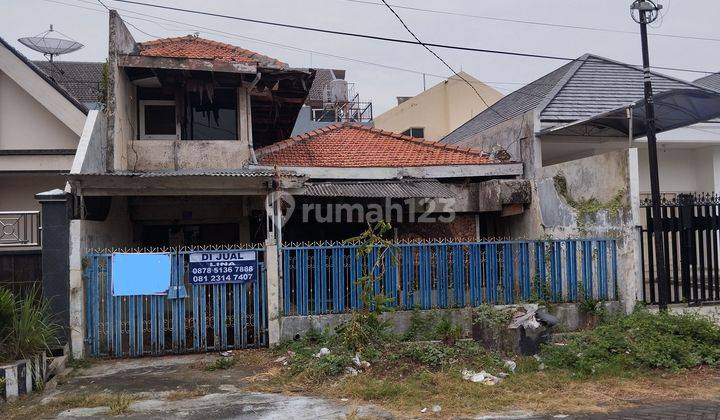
[
  {"x1": 0, "y1": 211, "x2": 41, "y2": 247},
  {"x1": 281, "y1": 239, "x2": 619, "y2": 316}
]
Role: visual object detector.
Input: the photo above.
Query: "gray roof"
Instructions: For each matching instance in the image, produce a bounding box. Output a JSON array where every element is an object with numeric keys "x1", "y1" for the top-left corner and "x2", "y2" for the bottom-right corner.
[
  {"x1": 33, "y1": 61, "x2": 104, "y2": 105},
  {"x1": 302, "y1": 180, "x2": 455, "y2": 198},
  {"x1": 694, "y1": 73, "x2": 720, "y2": 92},
  {"x1": 442, "y1": 54, "x2": 713, "y2": 146}
]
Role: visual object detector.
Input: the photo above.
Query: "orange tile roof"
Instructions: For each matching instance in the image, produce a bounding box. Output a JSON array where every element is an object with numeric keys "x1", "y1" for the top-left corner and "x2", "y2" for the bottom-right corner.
[
  {"x1": 256, "y1": 123, "x2": 503, "y2": 168},
  {"x1": 137, "y1": 35, "x2": 286, "y2": 68}
]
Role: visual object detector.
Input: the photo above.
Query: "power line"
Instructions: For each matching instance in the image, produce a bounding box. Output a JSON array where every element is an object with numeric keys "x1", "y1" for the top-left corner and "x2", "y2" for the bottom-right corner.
[
  {"x1": 377, "y1": 0, "x2": 500, "y2": 117},
  {"x1": 108, "y1": 0, "x2": 714, "y2": 75},
  {"x1": 51, "y1": 0, "x2": 555, "y2": 91},
  {"x1": 340, "y1": 0, "x2": 720, "y2": 43}
]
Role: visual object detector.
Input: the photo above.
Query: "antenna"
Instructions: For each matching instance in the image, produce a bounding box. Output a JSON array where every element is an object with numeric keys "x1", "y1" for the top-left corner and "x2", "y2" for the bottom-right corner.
[{"x1": 18, "y1": 25, "x2": 84, "y2": 64}]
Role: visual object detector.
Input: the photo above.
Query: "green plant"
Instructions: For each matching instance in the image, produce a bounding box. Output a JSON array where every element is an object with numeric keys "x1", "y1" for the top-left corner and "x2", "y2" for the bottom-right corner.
[
  {"x1": 541, "y1": 308, "x2": 720, "y2": 377},
  {"x1": 434, "y1": 316, "x2": 462, "y2": 346},
  {"x1": 0, "y1": 288, "x2": 60, "y2": 362},
  {"x1": 206, "y1": 357, "x2": 237, "y2": 371},
  {"x1": 472, "y1": 304, "x2": 512, "y2": 327}
]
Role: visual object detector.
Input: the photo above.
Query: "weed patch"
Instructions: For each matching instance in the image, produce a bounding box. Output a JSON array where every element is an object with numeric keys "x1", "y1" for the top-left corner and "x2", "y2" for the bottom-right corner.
[
  {"x1": 206, "y1": 357, "x2": 237, "y2": 371},
  {"x1": 541, "y1": 308, "x2": 720, "y2": 377}
]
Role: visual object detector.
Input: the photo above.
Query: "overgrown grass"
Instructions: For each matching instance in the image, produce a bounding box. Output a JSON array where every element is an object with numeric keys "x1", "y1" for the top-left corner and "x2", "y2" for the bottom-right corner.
[
  {"x1": 541, "y1": 308, "x2": 720, "y2": 377},
  {"x1": 1, "y1": 392, "x2": 138, "y2": 419},
  {"x1": 0, "y1": 287, "x2": 60, "y2": 362}
]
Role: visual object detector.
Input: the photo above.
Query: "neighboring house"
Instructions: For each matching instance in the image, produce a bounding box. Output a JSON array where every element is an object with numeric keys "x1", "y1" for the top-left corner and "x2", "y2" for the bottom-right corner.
[
  {"x1": 0, "y1": 36, "x2": 99, "y2": 293},
  {"x1": 438, "y1": 53, "x2": 720, "y2": 308},
  {"x1": 291, "y1": 68, "x2": 373, "y2": 136},
  {"x1": 373, "y1": 72, "x2": 503, "y2": 141},
  {"x1": 0, "y1": 37, "x2": 90, "y2": 215},
  {"x1": 441, "y1": 54, "x2": 720, "y2": 199}
]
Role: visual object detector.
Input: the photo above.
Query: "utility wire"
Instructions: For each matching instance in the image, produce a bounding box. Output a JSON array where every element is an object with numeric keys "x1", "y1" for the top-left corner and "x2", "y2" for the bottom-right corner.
[
  {"x1": 52, "y1": 0, "x2": 555, "y2": 90},
  {"x1": 108, "y1": 0, "x2": 713, "y2": 75},
  {"x1": 340, "y1": 0, "x2": 720, "y2": 43},
  {"x1": 377, "y1": 0, "x2": 500, "y2": 117}
]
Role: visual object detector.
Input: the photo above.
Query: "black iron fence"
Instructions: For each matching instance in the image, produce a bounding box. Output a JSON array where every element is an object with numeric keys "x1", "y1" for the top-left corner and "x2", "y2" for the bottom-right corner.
[
  {"x1": 0, "y1": 211, "x2": 41, "y2": 247},
  {"x1": 640, "y1": 193, "x2": 720, "y2": 305}
]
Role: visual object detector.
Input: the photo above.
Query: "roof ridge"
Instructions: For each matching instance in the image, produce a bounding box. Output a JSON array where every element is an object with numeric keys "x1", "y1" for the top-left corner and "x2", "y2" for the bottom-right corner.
[
  {"x1": 580, "y1": 53, "x2": 716, "y2": 92},
  {"x1": 535, "y1": 54, "x2": 587, "y2": 115},
  {"x1": 138, "y1": 35, "x2": 287, "y2": 67}
]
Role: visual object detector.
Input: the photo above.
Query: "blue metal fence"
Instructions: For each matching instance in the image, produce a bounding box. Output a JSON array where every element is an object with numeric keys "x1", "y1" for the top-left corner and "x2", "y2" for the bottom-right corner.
[
  {"x1": 281, "y1": 239, "x2": 618, "y2": 316},
  {"x1": 84, "y1": 246, "x2": 267, "y2": 358}
]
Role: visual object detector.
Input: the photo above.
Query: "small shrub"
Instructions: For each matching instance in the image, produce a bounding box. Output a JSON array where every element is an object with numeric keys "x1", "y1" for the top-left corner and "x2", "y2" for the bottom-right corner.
[
  {"x1": 434, "y1": 316, "x2": 462, "y2": 346},
  {"x1": 472, "y1": 304, "x2": 512, "y2": 327},
  {"x1": 206, "y1": 357, "x2": 237, "y2": 371}
]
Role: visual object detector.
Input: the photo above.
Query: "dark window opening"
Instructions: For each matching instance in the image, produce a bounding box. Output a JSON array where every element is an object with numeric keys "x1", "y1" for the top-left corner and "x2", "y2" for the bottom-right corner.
[
  {"x1": 403, "y1": 127, "x2": 425, "y2": 138},
  {"x1": 144, "y1": 105, "x2": 176, "y2": 136},
  {"x1": 187, "y1": 88, "x2": 238, "y2": 140}
]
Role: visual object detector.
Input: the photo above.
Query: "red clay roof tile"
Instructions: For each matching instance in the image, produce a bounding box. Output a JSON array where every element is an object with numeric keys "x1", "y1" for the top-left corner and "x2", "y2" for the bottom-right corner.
[
  {"x1": 137, "y1": 35, "x2": 286, "y2": 68},
  {"x1": 256, "y1": 123, "x2": 505, "y2": 168}
]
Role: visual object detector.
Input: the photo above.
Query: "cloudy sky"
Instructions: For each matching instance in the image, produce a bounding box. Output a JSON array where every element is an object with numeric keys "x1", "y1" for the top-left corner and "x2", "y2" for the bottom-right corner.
[{"x1": 2, "y1": 0, "x2": 719, "y2": 113}]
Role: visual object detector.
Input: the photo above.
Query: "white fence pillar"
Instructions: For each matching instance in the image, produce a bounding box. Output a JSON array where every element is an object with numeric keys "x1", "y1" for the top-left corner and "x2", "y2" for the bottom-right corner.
[
  {"x1": 265, "y1": 239, "x2": 281, "y2": 346},
  {"x1": 68, "y1": 220, "x2": 85, "y2": 359}
]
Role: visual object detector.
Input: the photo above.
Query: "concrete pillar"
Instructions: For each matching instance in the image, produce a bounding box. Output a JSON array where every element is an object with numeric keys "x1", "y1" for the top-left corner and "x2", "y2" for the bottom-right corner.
[
  {"x1": 264, "y1": 239, "x2": 281, "y2": 346},
  {"x1": 68, "y1": 220, "x2": 85, "y2": 359},
  {"x1": 35, "y1": 189, "x2": 72, "y2": 344}
]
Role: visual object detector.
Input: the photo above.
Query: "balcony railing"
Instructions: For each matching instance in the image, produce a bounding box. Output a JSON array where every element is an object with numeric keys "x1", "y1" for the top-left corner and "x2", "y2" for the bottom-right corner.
[{"x1": 0, "y1": 211, "x2": 41, "y2": 247}]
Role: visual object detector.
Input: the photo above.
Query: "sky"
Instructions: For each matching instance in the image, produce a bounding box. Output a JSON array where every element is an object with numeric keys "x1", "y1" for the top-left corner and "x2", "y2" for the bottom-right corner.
[{"x1": 1, "y1": 0, "x2": 719, "y2": 114}]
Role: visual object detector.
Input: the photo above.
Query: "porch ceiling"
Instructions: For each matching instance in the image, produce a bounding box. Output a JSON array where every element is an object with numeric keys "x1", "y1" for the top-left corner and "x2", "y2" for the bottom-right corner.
[{"x1": 66, "y1": 169, "x2": 305, "y2": 196}]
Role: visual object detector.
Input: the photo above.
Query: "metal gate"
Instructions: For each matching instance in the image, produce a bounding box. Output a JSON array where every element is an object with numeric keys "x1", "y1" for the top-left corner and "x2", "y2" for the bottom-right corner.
[
  {"x1": 640, "y1": 193, "x2": 720, "y2": 305},
  {"x1": 84, "y1": 246, "x2": 267, "y2": 357}
]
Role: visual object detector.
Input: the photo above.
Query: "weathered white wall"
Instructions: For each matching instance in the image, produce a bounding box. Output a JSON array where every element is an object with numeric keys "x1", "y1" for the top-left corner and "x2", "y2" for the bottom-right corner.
[
  {"x1": 71, "y1": 110, "x2": 107, "y2": 174},
  {"x1": 68, "y1": 196, "x2": 133, "y2": 358},
  {"x1": 0, "y1": 70, "x2": 79, "y2": 150},
  {"x1": 635, "y1": 147, "x2": 719, "y2": 194},
  {"x1": 373, "y1": 72, "x2": 503, "y2": 141},
  {"x1": 128, "y1": 140, "x2": 252, "y2": 171},
  {"x1": 512, "y1": 149, "x2": 641, "y2": 313}
]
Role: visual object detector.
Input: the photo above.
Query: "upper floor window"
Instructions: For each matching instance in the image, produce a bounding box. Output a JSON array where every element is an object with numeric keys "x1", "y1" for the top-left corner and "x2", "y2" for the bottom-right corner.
[
  {"x1": 403, "y1": 127, "x2": 425, "y2": 138},
  {"x1": 188, "y1": 88, "x2": 238, "y2": 140},
  {"x1": 137, "y1": 87, "x2": 239, "y2": 141}
]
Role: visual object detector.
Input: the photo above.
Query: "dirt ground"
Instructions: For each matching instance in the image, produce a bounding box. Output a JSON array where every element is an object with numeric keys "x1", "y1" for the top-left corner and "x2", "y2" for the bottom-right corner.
[{"x1": 2, "y1": 350, "x2": 720, "y2": 419}]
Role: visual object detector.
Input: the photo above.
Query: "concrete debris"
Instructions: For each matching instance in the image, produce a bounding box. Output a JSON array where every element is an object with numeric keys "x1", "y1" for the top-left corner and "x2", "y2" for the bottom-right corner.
[
  {"x1": 432, "y1": 404, "x2": 442, "y2": 413},
  {"x1": 345, "y1": 367, "x2": 358, "y2": 376},
  {"x1": 314, "y1": 347, "x2": 330, "y2": 358},
  {"x1": 273, "y1": 356, "x2": 287, "y2": 364},
  {"x1": 340, "y1": 398, "x2": 349, "y2": 402},
  {"x1": 503, "y1": 360, "x2": 517, "y2": 373},
  {"x1": 497, "y1": 372, "x2": 509, "y2": 379},
  {"x1": 219, "y1": 351, "x2": 233, "y2": 357},
  {"x1": 461, "y1": 369, "x2": 502, "y2": 385},
  {"x1": 420, "y1": 407, "x2": 428, "y2": 413}
]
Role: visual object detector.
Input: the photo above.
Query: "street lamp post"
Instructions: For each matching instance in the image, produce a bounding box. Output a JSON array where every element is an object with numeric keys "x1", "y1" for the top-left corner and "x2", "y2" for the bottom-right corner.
[{"x1": 631, "y1": 0, "x2": 668, "y2": 310}]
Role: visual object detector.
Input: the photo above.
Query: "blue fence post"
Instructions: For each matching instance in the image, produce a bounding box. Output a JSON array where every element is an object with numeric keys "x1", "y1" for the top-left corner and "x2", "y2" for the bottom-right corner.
[
  {"x1": 582, "y1": 240, "x2": 593, "y2": 298},
  {"x1": 384, "y1": 247, "x2": 397, "y2": 307},
  {"x1": 452, "y1": 244, "x2": 465, "y2": 307},
  {"x1": 469, "y1": 244, "x2": 481, "y2": 306},
  {"x1": 550, "y1": 241, "x2": 562, "y2": 302},
  {"x1": 519, "y1": 242, "x2": 530, "y2": 300},
  {"x1": 502, "y1": 244, "x2": 514, "y2": 304},
  {"x1": 401, "y1": 246, "x2": 413, "y2": 309},
  {"x1": 485, "y1": 244, "x2": 498, "y2": 304},
  {"x1": 567, "y1": 240, "x2": 578, "y2": 302},
  {"x1": 535, "y1": 242, "x2": 546, "y2": 299},
  {"x1": 283, "y1": 249, "x2": 291, "y2": 315},
  {"x1": 611, "y1": 239, "x2": 619, "y2": 299},
  {"x1": 436, "y1": 245, "x2": 448, "y2": 308}
]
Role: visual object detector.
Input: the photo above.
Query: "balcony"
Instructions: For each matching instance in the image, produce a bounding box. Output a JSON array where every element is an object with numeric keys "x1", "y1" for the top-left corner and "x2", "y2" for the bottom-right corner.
[{"x1": 0, "y1": 211, "x2": 41, "y2": 248}]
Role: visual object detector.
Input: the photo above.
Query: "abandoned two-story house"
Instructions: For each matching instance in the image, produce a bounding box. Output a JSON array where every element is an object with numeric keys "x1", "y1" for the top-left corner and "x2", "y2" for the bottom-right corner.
[{"x1": 62, "y1": 11, "x2": 528, "y2": 252}]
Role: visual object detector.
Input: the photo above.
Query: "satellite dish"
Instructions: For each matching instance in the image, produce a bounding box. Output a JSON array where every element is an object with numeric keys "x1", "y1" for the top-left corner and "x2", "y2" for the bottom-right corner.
[{"x1": 18, "y1": 25, "x2": 83, "y2": 63}]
